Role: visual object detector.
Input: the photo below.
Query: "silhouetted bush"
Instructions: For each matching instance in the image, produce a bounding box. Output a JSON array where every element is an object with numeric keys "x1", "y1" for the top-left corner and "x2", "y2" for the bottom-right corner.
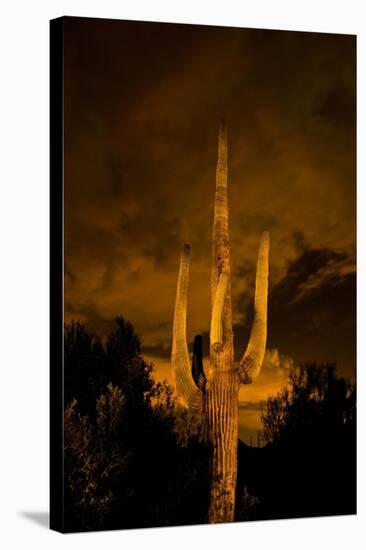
[
  {"x1": 255, "y1": 362, "x2": 356, "y2": 519},
  {"x1": 63, "y1": 318, "x2": 209, "y2": 531},
  {"x1": 261, "y1": 363, "x2": 355, "y2": 447}
]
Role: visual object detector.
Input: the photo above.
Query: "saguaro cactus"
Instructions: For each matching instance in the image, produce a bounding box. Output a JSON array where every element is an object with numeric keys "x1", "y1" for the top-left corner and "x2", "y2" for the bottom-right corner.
[{"x1": 171, "y1": 121, "x2": 270, "y2": 524}]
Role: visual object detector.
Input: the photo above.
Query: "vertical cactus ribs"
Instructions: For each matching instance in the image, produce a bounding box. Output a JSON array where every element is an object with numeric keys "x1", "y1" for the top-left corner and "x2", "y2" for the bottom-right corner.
[{"x1": 171, "y1": 121, "x2": 270, "y2": 523}]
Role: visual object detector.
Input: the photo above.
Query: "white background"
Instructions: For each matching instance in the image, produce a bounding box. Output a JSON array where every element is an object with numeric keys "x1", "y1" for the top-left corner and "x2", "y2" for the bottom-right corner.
[{"x1": 0, "y1": 1, "x2": 365, "y2": 548}]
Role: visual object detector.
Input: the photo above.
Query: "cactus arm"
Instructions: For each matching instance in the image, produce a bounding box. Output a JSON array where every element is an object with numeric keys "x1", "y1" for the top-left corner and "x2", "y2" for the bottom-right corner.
[
  {"x1": 192, "y1": 335, "x2": 206, "y2": 391},
  {"x1": 210, "y1": 272, "x2": 229, "y2": 352},
  {"x1": 239, "y1": 231, "x2": 270, "y2": 384},
  {"x1": 172, "y1": 244, "x2": 202, "y2": 411}
]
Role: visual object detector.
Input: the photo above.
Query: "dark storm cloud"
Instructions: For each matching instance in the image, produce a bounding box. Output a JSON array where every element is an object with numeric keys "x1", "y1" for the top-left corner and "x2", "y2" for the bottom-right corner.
[
  {"x1": 266, "y1": 244, "x2": 356, "y2": 379},
  {"x1": 63, "y1": 18, "x2": 355, "y2": 390}
]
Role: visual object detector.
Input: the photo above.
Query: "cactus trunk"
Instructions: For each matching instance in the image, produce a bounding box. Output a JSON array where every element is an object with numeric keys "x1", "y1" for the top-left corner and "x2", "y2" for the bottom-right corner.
[
  {"x1": 171, "y1": 121, "x2": 270, "y2": 524},
  {"x1": 205, "y1": 371, "x2": 239, "y2": 522},
  {"x1": 205, "y1": 121, "x2": 238, "y2": 523}
]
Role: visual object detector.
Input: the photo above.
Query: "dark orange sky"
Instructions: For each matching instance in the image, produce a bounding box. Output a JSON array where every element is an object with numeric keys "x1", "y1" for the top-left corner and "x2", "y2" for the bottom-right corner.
[{"x1": 63, "y1": 17, "x2": 356, "y2": 442}]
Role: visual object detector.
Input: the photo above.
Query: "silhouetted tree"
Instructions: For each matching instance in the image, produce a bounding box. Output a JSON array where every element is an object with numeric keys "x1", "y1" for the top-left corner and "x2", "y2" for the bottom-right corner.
[
  {"x1": 64, "y1": 321, "x2": 106, "y2": 415},
  {"x1": 261, "y1": 362, "x2": 355, "y2": 446},
  {"x1": 64, "y1": 317, "x2": 209, "y2": 531},
  {"x1": 257, "y1": 362, "x2": 356, "y2": 519},
  {"x1": 64, "y1": 385, "x2": 128, "y2": 529},
  {"x1": 64, "y1": 317, "x2": 153, "y2": 417},
  {"x1": 105, "y1": 316, "x2": 153, "y2": 407}
]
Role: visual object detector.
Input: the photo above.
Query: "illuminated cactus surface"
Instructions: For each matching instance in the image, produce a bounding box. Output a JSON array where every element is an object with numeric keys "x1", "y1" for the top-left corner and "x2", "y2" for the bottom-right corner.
[{"x1": 171, "y1": 121, "x2": 270, "y2": 524}]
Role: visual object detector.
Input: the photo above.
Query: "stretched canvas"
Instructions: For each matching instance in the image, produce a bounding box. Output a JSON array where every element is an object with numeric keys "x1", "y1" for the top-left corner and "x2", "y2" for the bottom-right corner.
[{"x1": 50, "y1": 16, "x2": 356, "y2": 532}]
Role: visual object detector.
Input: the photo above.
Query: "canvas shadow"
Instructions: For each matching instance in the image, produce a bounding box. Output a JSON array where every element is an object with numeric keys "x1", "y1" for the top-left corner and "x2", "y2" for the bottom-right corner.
[{"x1": 19, "y1": 511, "x2": 49, "y2": 529}]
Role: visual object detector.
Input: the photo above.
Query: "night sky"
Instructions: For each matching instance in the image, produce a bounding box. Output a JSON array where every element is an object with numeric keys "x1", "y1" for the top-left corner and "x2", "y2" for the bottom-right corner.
[{"x1": 63, "y1": 17, "x2": 356, "y2": 442}]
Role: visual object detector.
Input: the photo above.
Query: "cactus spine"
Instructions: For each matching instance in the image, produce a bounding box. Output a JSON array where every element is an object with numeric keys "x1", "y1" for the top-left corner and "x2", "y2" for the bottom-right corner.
[{"x1": 171, "y1": 121, "x2": 270, "y2": 524}]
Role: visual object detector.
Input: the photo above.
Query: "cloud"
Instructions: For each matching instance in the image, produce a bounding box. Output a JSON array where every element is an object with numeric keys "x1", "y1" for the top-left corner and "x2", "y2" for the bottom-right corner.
[
  {"x1": 292, "y1": 254, "x2": 356, "y2": 304},
  {"x1": 63, "y1": 20, "x2": 355, "y2": 386},
  {"x1": 262, "y1": 348, "x2": 294, "y2": 375},
  {"x1": 236, "y1": 347, "x2": 295, "y2": 442}
]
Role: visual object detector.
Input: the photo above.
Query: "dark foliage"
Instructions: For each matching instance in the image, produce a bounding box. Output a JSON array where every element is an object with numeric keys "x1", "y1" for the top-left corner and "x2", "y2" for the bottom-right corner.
[
  {"x1": 64, "y1": 321, "x2": 106, "y2": 416},
  {"x1": 64, "y1": 317, "x2": 153, "y2": 417},
  {"x1": 236, "y1": 363, "x2": 356, "y2": 521},
  {"x1": 64, "y1": 322, "x2": 355, "y2": 530},
  {"x1": 64, "y1": 318, "x2": 209, "y2": 532}
]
